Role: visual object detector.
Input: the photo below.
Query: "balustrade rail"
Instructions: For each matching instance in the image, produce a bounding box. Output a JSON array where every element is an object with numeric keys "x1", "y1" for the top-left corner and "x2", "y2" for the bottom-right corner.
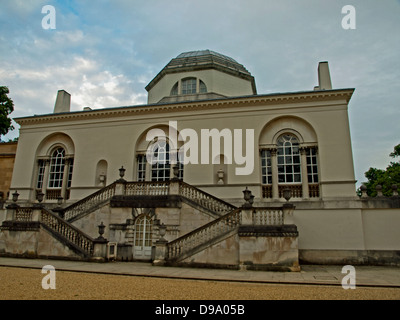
[
  {"x1": 41, "y1": 208, "x2": 95, "y2": 256},
  {"x1": 252, "y1": 208, "x2": 284, "y2": 225},
  {"x1": 63, "y1": 180, "x2": 235, "y2": 222},
  {"x1": 125, "y1": 181, "x2": 170, "y2": 196},
  {"x1": 63, "y1": 183, "x2": 117, "y2": 221},
  {"x1": 167, "y1": 208, "x2": 241, "y2": 261},
  {"x1": 179, "y1": 181, "x2": 236, "y2": 215},
  {"x1": 15, "y1": 208, "x2": 33, "y2": 222}
]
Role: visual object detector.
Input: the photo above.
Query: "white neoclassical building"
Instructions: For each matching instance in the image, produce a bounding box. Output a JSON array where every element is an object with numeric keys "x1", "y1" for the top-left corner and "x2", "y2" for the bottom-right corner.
[{"x1": 1, "y1": 50, "x2": 399, "y2": 269}]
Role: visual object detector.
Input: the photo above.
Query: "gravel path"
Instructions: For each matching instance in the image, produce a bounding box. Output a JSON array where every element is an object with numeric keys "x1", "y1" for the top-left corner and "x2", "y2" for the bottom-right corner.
[{"x1": 1, "y1": 266, "x2": 399, "y2": 300}]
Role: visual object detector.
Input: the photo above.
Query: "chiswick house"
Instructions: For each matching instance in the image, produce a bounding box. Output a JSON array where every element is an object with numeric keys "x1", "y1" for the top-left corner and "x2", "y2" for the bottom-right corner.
[{"x1": 1, "y1": 50, "x2": 399, "y2": 270}]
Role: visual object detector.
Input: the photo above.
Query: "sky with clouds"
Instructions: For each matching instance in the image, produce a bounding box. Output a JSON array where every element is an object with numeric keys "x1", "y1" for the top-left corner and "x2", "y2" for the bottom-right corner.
[{"x1": 0, "y1": 0, "x2": 399, "y2": 186}]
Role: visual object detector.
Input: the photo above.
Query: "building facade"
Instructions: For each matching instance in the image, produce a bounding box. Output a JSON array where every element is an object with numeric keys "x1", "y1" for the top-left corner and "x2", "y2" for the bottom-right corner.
[{"x1": 1, "y1": 50, "x2": 399, "y2": 269}]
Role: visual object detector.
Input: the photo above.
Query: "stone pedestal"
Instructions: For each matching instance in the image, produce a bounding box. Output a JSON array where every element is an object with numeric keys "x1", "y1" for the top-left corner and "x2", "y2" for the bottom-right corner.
[
  {"x1": 283, "y1": 203, "x2": 295, "y2": 225},
  {"x1": 92, "y1": 238, "x2": 108, "y2": 262},
  {"x1": 153, "y1": 239, "x2": 168, "y2": 266}
]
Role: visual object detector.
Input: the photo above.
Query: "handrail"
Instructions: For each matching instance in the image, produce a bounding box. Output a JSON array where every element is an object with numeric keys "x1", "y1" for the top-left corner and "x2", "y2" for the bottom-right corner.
[
  {"x1": 179, "y1": 181, "x2": 236, "y2": 215},
  {"x1": 41, "y1": 207, "x2": 95, "y2": 256},
  {"x1": 167, "y1": 208, "x2": 241, "y2": 260},
  {"x1": 166, "y1": 206, "x2": 286, "y2": 261},
  {"x1": 125, "y1": 181, "x2": 170, "y2": 196},
  {"x1": 63, "y1": 182, "x2": 117, "y2": 221}
]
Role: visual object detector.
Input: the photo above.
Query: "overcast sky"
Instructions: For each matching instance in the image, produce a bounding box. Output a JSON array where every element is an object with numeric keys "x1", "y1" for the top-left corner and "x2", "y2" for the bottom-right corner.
[{"x1": 1, "y1": 0, "x2": 399, "y2": 186}]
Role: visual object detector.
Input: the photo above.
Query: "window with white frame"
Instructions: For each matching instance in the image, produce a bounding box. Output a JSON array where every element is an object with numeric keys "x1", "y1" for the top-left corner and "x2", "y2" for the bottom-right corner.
[
  {"x1": 48, "y1": 148, "x2": 65, "y2": 188},
  {"x1": 137, "y1": 154, "x2": 147, "y2": 181},
  {"x1": 67, "y1": 158, "x2": 74, "y2": 188},
  {"x1": 151, "y1": 141, "x2": 170, "y2": 181},
  {"x1": 199, "y1": 80, "x2": 207, "y2": 93},
  {"x1": 36, "y1": 160, "x2": 46, "y2": 189},
  {"x1": 170, "y1": 82, "x2": 178, "y2": 96},
  {"x1": 181, "y1": 78, "x2": 197, "y2": 95},
  {"x1": 277, "y1": 134, "x2": 301, "y2": 184},
  {"x1": 306, "y1": 148, "x2": 318, "y2": 183},
  {"x1": 261, "y1": 149, "x2": 272, "y2": 185}
]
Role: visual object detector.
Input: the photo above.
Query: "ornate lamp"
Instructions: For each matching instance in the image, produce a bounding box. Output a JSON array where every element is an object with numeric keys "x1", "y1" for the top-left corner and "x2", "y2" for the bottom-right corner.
[
  {"x1": 242, "y1": 187, "x2": 252, "y2": 208},
  {"x1": 249, "y1": 194, "x2": 255, "y2": 206},
  {"x1": 97, "y1": 222, "x2": 106, "y2": 240},
  {"x1": 159, "y1": 223, "x2": 167, "y2": 241},
  {"x1": 56, "y1": 196, "x2": 63, "y2": 206},
  {"x1": 283, "y1": 188, "x2": 292, "y2": 202},
  {"x1": 36, "y1": 191, "x2": 45, "y2": 203},
  {"x1": 119, "y1": 166, "x2": 126, "y2": 179},
  {"x1": 12, "y1": 190, "x2": 19, "y2": 203},
  {"x1": 217, "y1": 169, "x2": 224, "y2": 184}
]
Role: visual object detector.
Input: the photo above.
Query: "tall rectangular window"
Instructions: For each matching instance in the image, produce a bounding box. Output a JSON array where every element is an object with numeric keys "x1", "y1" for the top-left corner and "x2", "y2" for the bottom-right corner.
[
  {"x1": 260, "y1": 150, "x2": 272, "y2": 184},
  {"x1": 137, "y1": 155, "x2": 147, "y2": 182},
  {"x1": 48, "y1": 148, "x2": 65, "y2": 188},
  {"x1": 277, "y1": 135, "x2": 301, "y2": 184},
  {"x1": 67, "y1": 159, "x2": 74, "y2": 188},
  {"x1": 36, "y1": 160, "x2": 45, "y2": 189},
  {"x1": 306, "y1": 148, "x2": 318, "y2": 183}
]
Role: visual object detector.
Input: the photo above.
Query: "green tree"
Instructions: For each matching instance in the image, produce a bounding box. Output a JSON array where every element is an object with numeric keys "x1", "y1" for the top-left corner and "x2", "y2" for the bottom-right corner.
[
  {"x1": 362, "y1": 143, "x2": 400, "y2": 197},
  {"x1": 0, "y1": 86, "x2": 15, "y2": 138}
]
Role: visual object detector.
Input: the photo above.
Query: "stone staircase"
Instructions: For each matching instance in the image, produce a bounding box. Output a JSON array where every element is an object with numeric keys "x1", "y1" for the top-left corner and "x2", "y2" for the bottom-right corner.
[
  {"x1": 63, "y1": 180, "x2": 236, "y2": 223},
  {"x1": 1, "y1": 206, "x2": 98, "y2": 259},
  {"x1": 165, "y1": 206, "x2": 287, "y2": 263}
]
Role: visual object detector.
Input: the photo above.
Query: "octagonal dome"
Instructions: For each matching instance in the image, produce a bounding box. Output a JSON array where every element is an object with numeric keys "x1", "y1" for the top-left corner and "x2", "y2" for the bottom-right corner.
[{"x1": 146, "y1": 50, "x2": 257, "y2": 104}]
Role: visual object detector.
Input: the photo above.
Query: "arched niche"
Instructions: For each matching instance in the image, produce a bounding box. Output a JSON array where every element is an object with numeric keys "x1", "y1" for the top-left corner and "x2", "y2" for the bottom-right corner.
[
  {"x1": 36, "y1": 132, "x2": 75, "y2": 158},
  {"x1": 259, "y1": 116, "x2": 318, "y2": 147}
]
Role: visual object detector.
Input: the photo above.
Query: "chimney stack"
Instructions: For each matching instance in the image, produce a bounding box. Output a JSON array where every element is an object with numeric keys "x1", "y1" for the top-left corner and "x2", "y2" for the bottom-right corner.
[
  {"x1": 54, "y1": 90, "x2": 71, "y2": 113},
  {"x1": 314, "y1": 61, "x2": 332, "y2": 91}
]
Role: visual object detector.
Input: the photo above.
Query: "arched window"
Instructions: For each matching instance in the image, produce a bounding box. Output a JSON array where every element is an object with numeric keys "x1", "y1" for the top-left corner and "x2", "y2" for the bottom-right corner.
[
  {"x1": 170, "y1": 82, "x2": 178, "y2": 96},
  {"x1": 277, "y1": 134, "x2": 301, "y2": 184},
  {"x1": 151, "y1": 140, "x2": 171, "y2": 181},
  {"x1": 199, "y1": 80, "x2": 207, "y2": 93},
  {"x1": 133, "y1": 215, "x2": 153, "y2": 260},
  {"x1": 48, "y1": 148, "x2": 66, "y2": 188},
  {"x1": 260, "y1": 133, "x2": 319, "y2": 199},
  {"x1": 181, "y1": 78, "x2": 197, "y2": 95},
  {"x1": 35, "y1": 146, "x2": 74, "y2": 201}
]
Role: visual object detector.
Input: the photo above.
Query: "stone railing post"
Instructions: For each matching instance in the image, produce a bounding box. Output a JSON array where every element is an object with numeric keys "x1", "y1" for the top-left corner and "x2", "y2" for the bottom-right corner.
[
  {"x1": 31, "y1": 205, "x2": 42, "y2": 222},
  {"x1": 283, "y1": 203, "x2": 295, "y2": 225},
  {"x1": 5, "y1": 204, "x2": 17, "y2": 221},
  {"x1": 153, "y1": 223, "x2": 168, "y2": 265},
  {"x1": 169, "y1": 180, "x2": 180, "y2": 195},
  {"x1": 115, "y1": 166, "x2": 127, "y2": 196},
  {"x1": 5, "y1": 190, "x2": 20, "y2": 221},
  {"x1": 360, "y1": 184, "x2": 368, "y2": 198},
  {"x1": 92, "y1": 222, "x2": 108, "y2": 262}
]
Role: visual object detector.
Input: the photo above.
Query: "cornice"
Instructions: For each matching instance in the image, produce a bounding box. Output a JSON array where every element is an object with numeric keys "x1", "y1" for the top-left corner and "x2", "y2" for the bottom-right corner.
[{"x1": 15, "y1": 88, "x2": 355, "y2": 126}]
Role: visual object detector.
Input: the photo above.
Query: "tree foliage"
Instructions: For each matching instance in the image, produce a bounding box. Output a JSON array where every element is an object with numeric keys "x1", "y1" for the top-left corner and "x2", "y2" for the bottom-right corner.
[
  {"x1": 0, "y1": 86, "x2": 15, "y2": 137},
  {"x1": 362, "y1": 144, "x2": 400, "y2": 197}
]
